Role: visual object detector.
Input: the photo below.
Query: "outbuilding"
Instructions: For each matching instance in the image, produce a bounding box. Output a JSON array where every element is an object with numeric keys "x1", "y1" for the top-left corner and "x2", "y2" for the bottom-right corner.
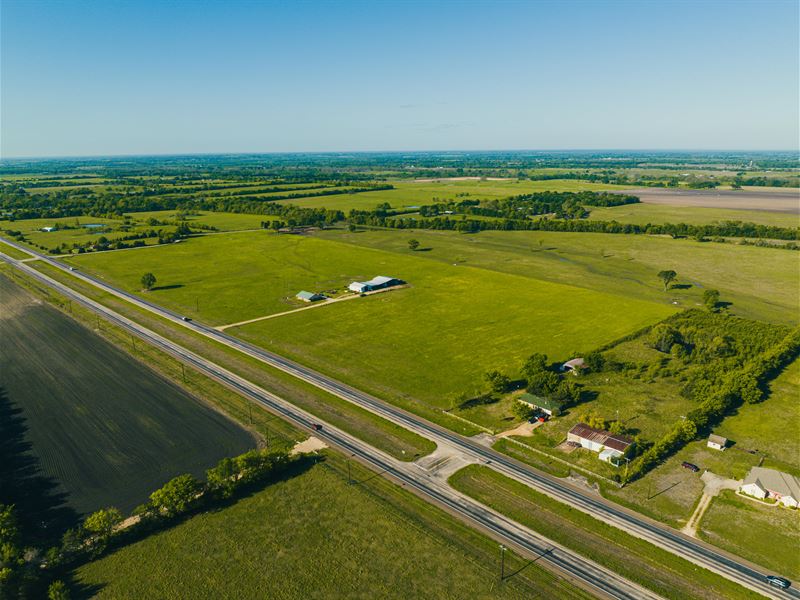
[
  {"x1": 296, "y1": 291, "x2": 326, "y2": 303},
  {"x1": 707, "y1": 434, "x2": 728, "y2": 451},
  {"x1": 567, "y1": 423, "x2": 633, "y2": 464},
  {"x1": 348, "y1": 275, "x2": 403, "y2": 294},
  {"x1": 561, "y1": 358, "x2": 586, "y2": 374}
]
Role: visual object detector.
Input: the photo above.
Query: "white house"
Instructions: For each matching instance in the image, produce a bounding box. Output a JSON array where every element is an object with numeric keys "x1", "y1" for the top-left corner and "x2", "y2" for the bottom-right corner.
[
  {"x1": 739, "y1": 467, "x2": 800, "y2": 508},
  {"x1": 567, "y1": 423, "x2": 633, "y2": 464},
  {"x1": 707, "y1": 434, "x2": 728, "y2": 451}
]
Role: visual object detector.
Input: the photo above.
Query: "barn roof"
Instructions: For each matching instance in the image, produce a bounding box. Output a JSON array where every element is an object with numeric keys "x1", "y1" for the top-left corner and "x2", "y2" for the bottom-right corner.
[
  {"x1": 568, "y1": 423, "x2": 633, "y2": 452},
  {"x1": 708, "y1": 434, "x2": 728, "y2": 446}
]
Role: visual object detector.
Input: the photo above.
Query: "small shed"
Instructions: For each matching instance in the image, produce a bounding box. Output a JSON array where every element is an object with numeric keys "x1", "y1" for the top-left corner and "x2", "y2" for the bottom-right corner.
[
  {"x1": 707, "y1": 434, "x2": 728, "y2": 451},
  {"x1": 296, "y1": 291, "x2": 325, "y2": 303},
  {"x1": 561, "y1": 358, "x2": 586, "y2": 374}
]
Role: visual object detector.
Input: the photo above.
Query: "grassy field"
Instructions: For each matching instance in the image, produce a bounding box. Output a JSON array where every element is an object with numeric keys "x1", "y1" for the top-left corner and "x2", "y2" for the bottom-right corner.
[
  {"x1": 586, "y1": 203, "x2": 800, "y2": 228},
  {"x1": 318, "y1": 228, "x2": 799, "y2": 325},
  {"x1": 72, "y1": 455, "x2": 586, "y2": 599},
  {"x1": 284, "y1": 179, "x2": 632, "y2": 210},
  {"x1": 699, "y1": 490, "x2": 800, "y2": 580},
  {"x1": 123, "y1": 210, "x2": 275, "y2": 231},
  {"x1": 712, "y1": 358, "x2": 800, "y2": 472},
  {"x1": 24, "y1": 259, "x2": 436, "y2": 461},
  {"x1": 224, "y1": 239, "x2": 672, "y2": 416},
  {"x1": 0, "y1": 274, "x2": 256, "y2": 515},
  {"x1": 449, "y1": 465, "x2": 757, "y2": 600}
]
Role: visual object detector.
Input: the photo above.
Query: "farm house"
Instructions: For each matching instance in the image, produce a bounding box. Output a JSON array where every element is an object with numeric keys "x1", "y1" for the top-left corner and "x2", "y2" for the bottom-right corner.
[
  {"x1": 739, "y1": 467, "x2": 800, "y2": 508},
  {"x1": 348, "y1": 276, "x2": 403, "y2": 293}
]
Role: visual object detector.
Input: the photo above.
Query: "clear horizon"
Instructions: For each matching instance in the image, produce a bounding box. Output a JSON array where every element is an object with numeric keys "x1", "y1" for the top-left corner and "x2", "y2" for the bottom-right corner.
[{"x1": 2, "y1": 0, "x2": 798, "y2": 158}]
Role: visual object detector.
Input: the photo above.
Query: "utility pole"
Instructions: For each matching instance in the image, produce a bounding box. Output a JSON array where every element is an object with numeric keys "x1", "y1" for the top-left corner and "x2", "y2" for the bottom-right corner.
[{"x1": 499, "y1": 544, "x2": 507, "y2": 582}]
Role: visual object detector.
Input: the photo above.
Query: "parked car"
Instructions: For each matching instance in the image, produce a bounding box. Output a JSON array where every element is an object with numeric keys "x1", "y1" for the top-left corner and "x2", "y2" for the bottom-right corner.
[
  {"x1": 681, "y1": 462, "x2": 700, "y2": 472},
  {"x1": 311, "y1": 423, "x2": 322, "y2": 431},
  {"x1": 766, "y1": 575, "x2": 791, "y2": 589}
]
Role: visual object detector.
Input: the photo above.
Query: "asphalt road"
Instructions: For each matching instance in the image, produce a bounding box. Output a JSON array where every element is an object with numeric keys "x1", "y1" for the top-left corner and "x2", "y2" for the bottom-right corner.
[
  {"x1": 1, "y1": 237, "x2": 795, "y2": 600},
  {"x1": 1, "y1": 252, "x2": 662, "y2": 600}
]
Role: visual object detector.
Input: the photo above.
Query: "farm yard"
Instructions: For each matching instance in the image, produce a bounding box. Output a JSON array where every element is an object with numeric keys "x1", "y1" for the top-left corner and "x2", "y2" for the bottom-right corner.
[
  {"x1": 0, "y1": 274, "x2": 256, "y2": 515},
  {"x1": 319, "y1": 228, "x2": 800, "y2": 325}
]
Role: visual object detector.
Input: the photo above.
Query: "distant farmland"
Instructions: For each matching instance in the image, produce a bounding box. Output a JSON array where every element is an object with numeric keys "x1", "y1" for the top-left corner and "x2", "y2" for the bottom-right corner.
[{"x1": 0, "y1": 275, "x2": 255, "y2": 515}]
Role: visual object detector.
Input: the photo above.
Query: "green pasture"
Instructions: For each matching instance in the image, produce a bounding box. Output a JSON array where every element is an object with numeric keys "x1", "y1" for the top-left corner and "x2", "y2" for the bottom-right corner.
[
  {"x1": 0, "y1": 215, "x2": 166, "y2": 252},
  {"x1": 74, "y1": 456, "x2": 582, "y2": 599},
  {"x1": 284, "y1": 178, "x2": 631, "y2": 210},
  {"x1": 64, "y1": 231, "x2": 672, "y2": 417},
  {"x1": 124, "y1": 210, "x2": 274, "y2": 231},
  {"x1": 699, "y1": 490, "x2": 800, "y2": 580},
  {"x1": 586, "y1": 203, "x2": 800, "y2": 228},
  {"x1": 319, "y1": 228, "x2": 799, "y2": 325},
  {"x1": 0, "y1": 275, "x2": 255, "y2": 515},
  {"x1": 712, "y1": 358, "x2": 800, "y2": 471}
]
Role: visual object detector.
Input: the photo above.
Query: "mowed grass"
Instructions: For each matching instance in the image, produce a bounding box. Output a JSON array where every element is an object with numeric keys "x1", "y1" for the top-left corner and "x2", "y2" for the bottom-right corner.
[
  {"x1": 699, "y1": 490, "x2": 800, "y2": 580},
  {"x1": 284, "y1": 178, "x2": 631, "y2": 210},
  {"x1": 712, "y1": 358, "x2": 800, "y2": 472},
  {"x1": 318, "y1": 228, "x2": 800, "y2": 325},
  {"x1": 64, "y1": 231, "x2": 672, "y2": 422},
  {"x1": 587, "y1": 203, "x2": 800, "y2": 228},
  {"x1": 449, "y1": 465, "x2": 757, "y2": 600},
  {"x1": 73, "y1": 456, "x2": 585, "y2": 600},
  {"x1": 0, "y1": 275, "x2": 255, "y2": 515},
  {"x1": 229, "y1": 240, "x2": 673, "y2": 414}
]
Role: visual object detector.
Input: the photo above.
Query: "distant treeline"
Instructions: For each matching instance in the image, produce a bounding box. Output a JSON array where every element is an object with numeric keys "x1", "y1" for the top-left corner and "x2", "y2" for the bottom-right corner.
[
  {"x1": 420, "y1": 191, "x2": 639, "y2": 220},
  {"x1": 350, "y1": 210, "x2": 800, "y2": 242}
]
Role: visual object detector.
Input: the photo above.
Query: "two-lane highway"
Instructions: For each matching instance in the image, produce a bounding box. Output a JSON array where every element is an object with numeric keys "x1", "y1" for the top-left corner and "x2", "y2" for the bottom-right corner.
[
  {"x1": 1, "y1": 251, "x2": 664, "y2": 600},
  {"x1": 1, "y1": 237, "x2": 794, "y2": 599}
]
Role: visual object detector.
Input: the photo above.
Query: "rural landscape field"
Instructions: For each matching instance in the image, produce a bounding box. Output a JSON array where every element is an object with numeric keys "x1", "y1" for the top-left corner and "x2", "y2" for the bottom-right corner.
[{"x1": 2, "y1": 1, "x2": 799, "y2": 598}]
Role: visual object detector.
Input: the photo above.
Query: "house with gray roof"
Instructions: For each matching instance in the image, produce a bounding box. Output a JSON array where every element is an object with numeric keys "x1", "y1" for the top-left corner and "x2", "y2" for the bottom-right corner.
[{"x1": 739, "y1": 467, "x2": 800, "y2": 508}]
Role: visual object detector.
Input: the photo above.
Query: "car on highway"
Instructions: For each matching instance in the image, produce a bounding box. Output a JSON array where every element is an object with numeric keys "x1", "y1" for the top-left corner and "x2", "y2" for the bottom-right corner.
[
  {"x1": 311, "y1": 424, "x2": 322, "y2": 431},
  {"x1": 766, "y1": 575, "x2": 791, "y2": 589},
  {"x1": 681, "y1": 462, "x2": 700, "y2": 472},
  {"x1": 181, "y1": 316, "x2": 192, "y2": 322},
  {"x1": 69, "y1": 267, "x2": 76, "y2": 271}
]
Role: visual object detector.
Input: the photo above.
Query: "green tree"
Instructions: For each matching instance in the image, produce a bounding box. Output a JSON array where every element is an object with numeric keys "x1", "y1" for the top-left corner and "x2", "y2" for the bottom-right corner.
[
  {"x1": 347, "y1": 223, "x2": 357, "y2": 233},
  {"x1": 48, "y1": 580, "x2": 70, "y2": 600},
  {"x1": 512, "y1": 401, "x2": 534, "y2": 421},
  {"x1": 526, "y1": 370, "x2": 560, "y2": 396},
  {"x1": 149, "y1": 474, "x2": 201, "y2": 517},
  {"x1": 484, "y1": 370, "x2": 511, "y2": 394},
  {"x1": 657, "y1": 270, "x2": 677, "y2": 291},
  {"x1": 140, "y1": 272, "x2": 156, "y2": 291},
  {"x1": 648, "y1": 324, "x2": 682, "y2": 353},
  {"x1": 206, "y1": 457, "x2": 237, "y2": 499},
  {"x1": 83, "y1": 507, "x2": 122, "y2": 548},
  {"x1": 407, "y1": 238, "x2": 420, "y2": 251},
  {"x1": 583, "y1": 351, "x2": 605, "y2": 373},
  {"x1": 521, "y1": 353, "x2": 548, "y2": 380},
  {"x1": 703, "y1": 289, "x2": 721, "y2": 312}
]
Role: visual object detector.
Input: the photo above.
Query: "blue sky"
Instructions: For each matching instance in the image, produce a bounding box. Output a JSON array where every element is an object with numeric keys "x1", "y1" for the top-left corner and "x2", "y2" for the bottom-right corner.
[{"x1": 2, "y1": 0, "x2": 798, "y2": 157}]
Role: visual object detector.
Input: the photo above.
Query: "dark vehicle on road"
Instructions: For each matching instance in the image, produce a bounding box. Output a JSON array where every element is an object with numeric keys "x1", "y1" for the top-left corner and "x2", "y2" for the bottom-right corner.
[
  {"x1": 312, "y1": 423, "x2": 322, "y2": 431},
  {"x1": 681, "y1": 462, "x2": 700, "y2": 472},
  {"x1": 766, "y1": 575, "x2": 791, "y2": 589},
  {"x1": 181, "y1": 316, "x2": 192, "y2": 322}
]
